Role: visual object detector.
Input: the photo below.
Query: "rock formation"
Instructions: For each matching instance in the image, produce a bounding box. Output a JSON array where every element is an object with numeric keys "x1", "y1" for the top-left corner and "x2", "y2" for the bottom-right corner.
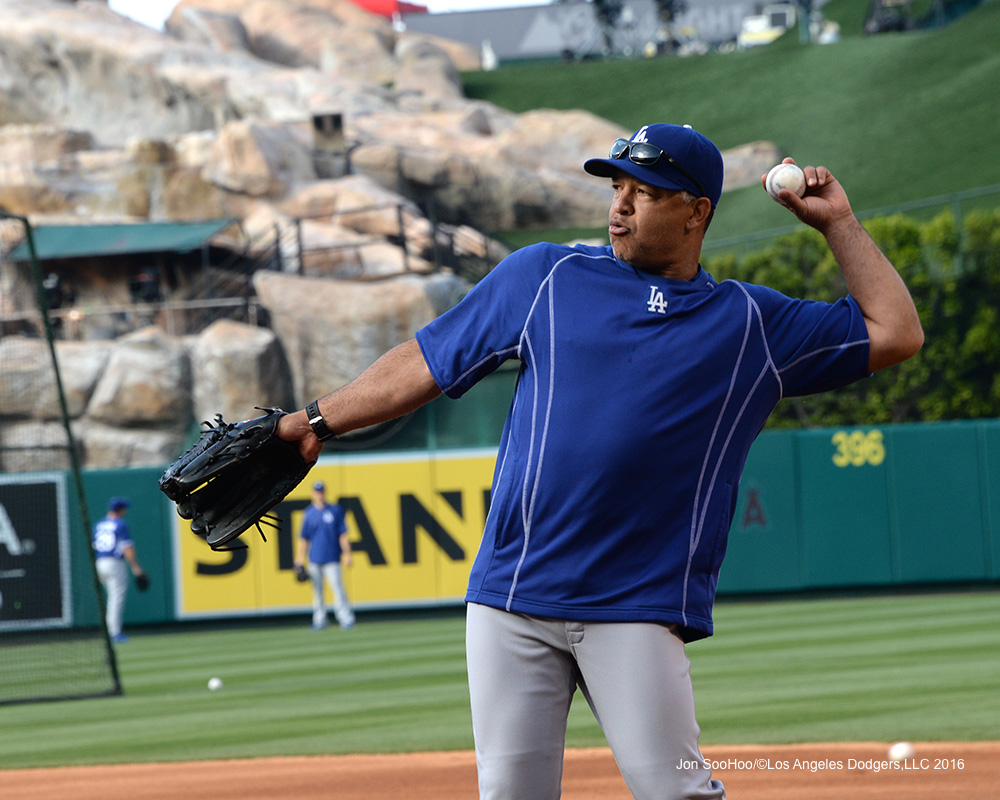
[{"x1": 0, "y1": 0, "x2": 782, "y2": 469}]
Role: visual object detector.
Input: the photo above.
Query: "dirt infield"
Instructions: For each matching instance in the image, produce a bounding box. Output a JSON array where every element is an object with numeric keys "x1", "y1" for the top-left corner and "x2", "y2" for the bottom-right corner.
[{"x1": 4, "y1": 742, "x2": 996, "y2": 799}]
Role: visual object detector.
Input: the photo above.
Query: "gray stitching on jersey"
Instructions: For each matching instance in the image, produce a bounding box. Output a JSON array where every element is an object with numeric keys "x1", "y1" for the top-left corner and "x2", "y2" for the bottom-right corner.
[
  {"x1": 519, "y1": 261, "x2": 562, "y2": 347},
  {"x1": 444, "y1": 251, "x2": 606, "y2": 395},
  {"x1": 518, "y1": 251, "x2": 613, "y2": 347},
  {"x1": 442, "y1": 345, "x2": 520, "y2": 395},
  {"x1": 507, "y1": 334, "x2": 537, "y2": 609},
  {"x1": 481, "y1": 389, "x2": 516, "y2": 536},
  {"x1": 519, "y1": 336, "x2": 538, "y2": 524},
  {"x1": 682, "y1": 293, "x2": 753, "y2": 625},
  {"x1": 686, "y1": 366, "x2": 771, "y2": 623},
  {"x1": 731, "y1": 281, "x2": 783, "y2": 399},
  {"x1": 508, "y1": 272, "x2": 559, "y2": 610},
  {"x1": 503, "y1": 250, "x2": 614, "y2": 609},
  {"x1": 778, "y1": 339, "x2": 869, "y2": 374},
  {"x1": 528, "y1": 279, "x2": 557, "y2": 530},
  {"x1": 692, "y1": 361, "x2": 770, "y2": 561},
  {"x1": 728, "y1": 281, "x2": 869, "y2": 390}
]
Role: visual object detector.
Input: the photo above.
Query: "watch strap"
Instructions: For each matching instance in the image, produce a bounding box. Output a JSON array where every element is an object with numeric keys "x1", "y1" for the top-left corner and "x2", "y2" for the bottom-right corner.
[{"x1": 305, "y1": 400, "x2": 335, "y2": 441}]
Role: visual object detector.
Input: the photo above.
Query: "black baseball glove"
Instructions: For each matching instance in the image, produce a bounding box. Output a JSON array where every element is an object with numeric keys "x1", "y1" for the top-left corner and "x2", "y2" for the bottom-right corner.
[
  {"x1": 159, "y1": 407, "x2": 314, "y2": 551},
  {"x1": 135, "y1": 572, "x2": 150, "y2": 592},
  {"x1": 294, "y1": 564, "x2": 310, "y2": 583}
]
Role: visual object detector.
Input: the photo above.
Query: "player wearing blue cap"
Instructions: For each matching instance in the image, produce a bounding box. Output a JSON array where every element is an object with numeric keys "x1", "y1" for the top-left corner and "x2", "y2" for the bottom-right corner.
[
  {"x1": 278, "y1": 123, "x2": 923, "y2": 799},
  {"x1": 92, "y1": 497, "x2": 147, "y2": 644},
  {"x1": 294, "y1": 481, "x2": 355, "y2": 630}
]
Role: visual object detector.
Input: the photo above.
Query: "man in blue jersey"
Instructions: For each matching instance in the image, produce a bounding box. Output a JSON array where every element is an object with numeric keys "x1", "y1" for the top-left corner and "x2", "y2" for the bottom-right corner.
[
  {"x1": 294, "y1": 481, "x2": 356, "y2": 630},
  {"x1": 277, "y1": 123, "x2": 923, "y2": 799},
  {"x1": 92, "y1": 496, "x2": 147, "y2": 644}
]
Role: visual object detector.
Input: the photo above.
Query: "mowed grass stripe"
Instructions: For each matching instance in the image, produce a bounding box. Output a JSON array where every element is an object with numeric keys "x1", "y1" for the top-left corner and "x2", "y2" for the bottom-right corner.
[
  {"x1": 0, "y1": 592, "x2": 996, "y2": 768},
  {"x1": 689, "y1": 591, "x2": 1000, "y2": 744}
]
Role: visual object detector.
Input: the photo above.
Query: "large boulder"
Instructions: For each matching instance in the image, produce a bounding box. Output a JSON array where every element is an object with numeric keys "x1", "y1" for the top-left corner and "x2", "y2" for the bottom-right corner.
[
  {"x1": 0, "y1": 0, "x2": 396, "y2": 148},
  {"x1": 0, "y1": 337, "x2": 108, "y2": 420},
  {"x1": 190, "y1": 319, "x2": 294, "y2": 423},
  {"x1": 202, "y1": 118, "x2": 317, "y2": 197},
  {"x1": 0, "y1": 334, "x2": 181, "y2": 470},
  {"x1": 74, "y1": 422, "x2": 190, "y2": 470},
  {"x1": 0, "y1": 337, "x2": 63, "y2": 420},
  {"x1": 55, "y1": 340, "x2": 114, "y2": 418},
  {"x1": 253, "y1": 270, "x2": 466, "y2": 404},
  {"x1": 393, "y1": 37, "x2": 465, "y2": 102},
  {"x1": 167, "y1": 0, "x2": 481, "y2": 85},
  {"x1": 86, "y1": 327, "x2": 192, "y2": 427},
  {"x1": 0, "y1": 420, "x2": 73, "y2": 473},
  {"x1": 0, "y1": 124, "x2": 94, "y2": 162}
]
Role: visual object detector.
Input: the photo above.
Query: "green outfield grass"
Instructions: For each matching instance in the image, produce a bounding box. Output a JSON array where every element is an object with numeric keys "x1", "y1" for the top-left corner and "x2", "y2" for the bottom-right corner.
[{"x1": 1, "y1": 589, "x2": 997, "y2": 769}]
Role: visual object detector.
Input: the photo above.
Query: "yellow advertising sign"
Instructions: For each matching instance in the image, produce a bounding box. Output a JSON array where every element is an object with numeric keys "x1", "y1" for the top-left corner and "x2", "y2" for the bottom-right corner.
[{"x1": 173, "y1": 449, "x2": 497, "y2": 618}]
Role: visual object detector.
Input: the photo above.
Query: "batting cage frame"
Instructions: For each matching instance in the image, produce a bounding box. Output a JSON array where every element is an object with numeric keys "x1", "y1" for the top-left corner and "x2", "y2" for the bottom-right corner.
[{"x1": 0, "y1": 208, "x2": 123, "y2": 704}]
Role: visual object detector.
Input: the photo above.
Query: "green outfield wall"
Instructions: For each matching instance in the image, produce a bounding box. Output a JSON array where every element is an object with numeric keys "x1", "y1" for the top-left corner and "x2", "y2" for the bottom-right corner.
[
  {"x1": 722, "y1": 418, "x2": 1000, "y2": 593},
  {"x1": 14, "y1": 404, "x2": 998, "y2": 630}
]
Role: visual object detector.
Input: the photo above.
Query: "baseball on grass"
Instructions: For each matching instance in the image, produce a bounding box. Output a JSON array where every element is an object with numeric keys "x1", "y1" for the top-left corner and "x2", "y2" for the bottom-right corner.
[
  {"x1": 888, "y1": 741, "x2": 915, "y2": 761},
  {"x1": 207, "y1": 676, "x2": 223, "y2": 691},
  {"x1": 765, "y1": 163, "x2": 806, "y2": 205}
]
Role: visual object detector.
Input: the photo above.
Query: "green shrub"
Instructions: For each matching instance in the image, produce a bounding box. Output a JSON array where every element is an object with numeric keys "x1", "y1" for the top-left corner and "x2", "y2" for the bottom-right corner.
[{"x1": 704, "y1": 209, "x2": 1000, "y2": 427}]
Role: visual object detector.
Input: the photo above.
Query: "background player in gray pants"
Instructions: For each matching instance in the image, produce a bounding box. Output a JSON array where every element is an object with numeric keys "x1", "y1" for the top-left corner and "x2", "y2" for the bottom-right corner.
[{"x1": 295, "y1": 481, "x2": 355, "y2": 631}]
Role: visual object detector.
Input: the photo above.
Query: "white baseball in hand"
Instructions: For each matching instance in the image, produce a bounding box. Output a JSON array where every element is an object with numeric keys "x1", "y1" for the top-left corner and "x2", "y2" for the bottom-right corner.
[{"x1": 765, "y1": 163, "x2": 806, "y2": 205}]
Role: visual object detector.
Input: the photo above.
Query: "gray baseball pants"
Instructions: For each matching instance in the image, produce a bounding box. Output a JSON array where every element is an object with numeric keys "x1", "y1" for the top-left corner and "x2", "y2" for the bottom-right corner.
[
  {"x1": 466, "y1": 602, "x2": 725, "y2": 800},
  {"x1": 308, "y1": 561, "x2": 355, "y2": 629},
  {"x1": 96, "y1": 556, "x2": 128, "y2": 638}
]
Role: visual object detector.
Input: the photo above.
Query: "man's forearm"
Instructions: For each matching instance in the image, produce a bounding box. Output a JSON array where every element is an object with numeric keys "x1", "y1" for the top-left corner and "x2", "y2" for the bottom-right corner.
[
  {"x1": 123, "y1": 545, "x2": 141, "y2": 574},
  {"x1": 278, "y1": 338, "x2": 442, "y2": 461},
  {"x1": 768, "y1": 161, "x2": 923, "y2": 373},
  {"x1": 825, "y1": 215, "x2": 923, "y2": 371},
  {"x1": 313, "y1": 338, "x2": 441, "y2": 434}
]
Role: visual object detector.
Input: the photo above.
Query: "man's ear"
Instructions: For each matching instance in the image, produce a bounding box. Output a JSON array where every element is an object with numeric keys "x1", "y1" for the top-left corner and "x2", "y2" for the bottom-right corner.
[{"x1": 686, "y1": 197, "x2": 713, "y2": 232}]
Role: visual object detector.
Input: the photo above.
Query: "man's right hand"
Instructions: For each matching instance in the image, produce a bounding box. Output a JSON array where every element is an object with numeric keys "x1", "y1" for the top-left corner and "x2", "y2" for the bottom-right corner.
[{"x1": 278, "y1": 409, "x2": 324, "y2": 463}]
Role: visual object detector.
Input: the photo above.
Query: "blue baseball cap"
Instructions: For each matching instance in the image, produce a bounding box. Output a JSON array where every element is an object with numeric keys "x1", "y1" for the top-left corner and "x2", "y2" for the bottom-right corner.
[
  {"x1": 109, "y1": 497, "x2": 130, "y2": 512},
  {"x1": 313, "y1": 481, "x2": 325, "y2": 491},
  {"x1": 584, "y1": 123, "x2": 725, "y2": 208}
]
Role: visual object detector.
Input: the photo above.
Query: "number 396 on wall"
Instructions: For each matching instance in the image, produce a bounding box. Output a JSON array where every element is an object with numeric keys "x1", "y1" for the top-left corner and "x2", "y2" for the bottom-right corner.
[{"x1": 831, "y1": 429, "x2": 886, "y2": 467}]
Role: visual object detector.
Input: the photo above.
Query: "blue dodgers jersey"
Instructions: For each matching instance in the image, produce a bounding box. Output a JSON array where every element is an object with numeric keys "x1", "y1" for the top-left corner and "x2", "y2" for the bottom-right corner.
[
  {"x1": 416, "y1": 242, "x2": 870, "y2": 641},
  {"x1": 92, "y1": 518, "x2": 133, "y2": 559},
  {"x1": 300, "y1": 503, "x2": 348, "y2": 564}
]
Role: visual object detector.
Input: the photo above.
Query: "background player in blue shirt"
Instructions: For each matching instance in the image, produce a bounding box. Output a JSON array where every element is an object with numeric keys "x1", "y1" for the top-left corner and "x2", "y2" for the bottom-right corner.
[
  {"x1": 294, "y1": 481, "x2": 355, "y2": 630},
  {"x1": 92, "y1": 496, "x2": 147, "y2": 644},
  {"x1": 277, "y1": 123, "x2": 923, "y2": 799}
]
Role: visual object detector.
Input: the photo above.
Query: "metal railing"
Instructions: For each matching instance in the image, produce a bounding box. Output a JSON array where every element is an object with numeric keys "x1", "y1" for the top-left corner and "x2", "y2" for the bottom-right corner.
[
  {"x1": 0, "y1": 296, "x2": 262, "y2": 340},
  {"x1": 0, "y1": 197, "x2": 503, "y2": 341}
]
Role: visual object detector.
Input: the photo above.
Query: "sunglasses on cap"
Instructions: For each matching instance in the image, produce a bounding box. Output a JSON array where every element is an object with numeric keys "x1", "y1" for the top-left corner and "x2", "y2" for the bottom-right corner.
[{"x1": 609, "y1": 138, "x2": 707, "y2": 199}]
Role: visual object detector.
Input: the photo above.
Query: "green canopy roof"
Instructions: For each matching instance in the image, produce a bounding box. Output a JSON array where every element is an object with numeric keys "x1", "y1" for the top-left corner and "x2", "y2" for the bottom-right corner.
[{"x1": 8, "y1": 220, "x2": 235, "y2": 261}]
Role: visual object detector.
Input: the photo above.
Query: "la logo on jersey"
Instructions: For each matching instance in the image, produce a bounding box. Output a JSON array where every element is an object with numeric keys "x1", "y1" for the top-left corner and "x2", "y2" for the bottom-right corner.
[{"x1": 646, "y1": 285, "x2": 668, "y2": 314}]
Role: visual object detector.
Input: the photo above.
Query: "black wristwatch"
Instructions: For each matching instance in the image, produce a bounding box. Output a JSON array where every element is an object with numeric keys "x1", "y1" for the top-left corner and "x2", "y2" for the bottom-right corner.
[{"x1": 305, "y1": 400, "x2": 336, "y2": 441}]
